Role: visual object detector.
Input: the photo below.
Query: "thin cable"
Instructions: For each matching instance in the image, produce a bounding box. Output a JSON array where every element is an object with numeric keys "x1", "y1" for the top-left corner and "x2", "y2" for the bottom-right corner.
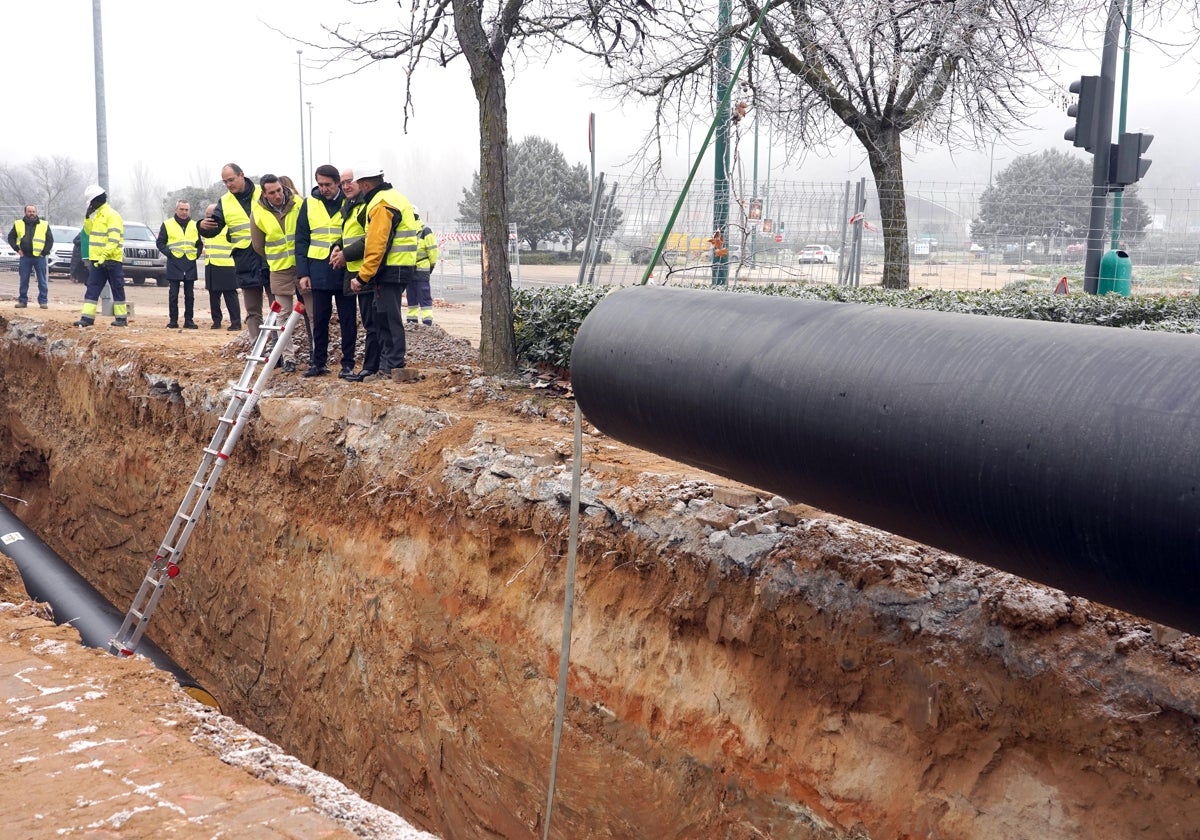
[{"x1": 543, "y1": 402, "x2": 583, "y2": 839}]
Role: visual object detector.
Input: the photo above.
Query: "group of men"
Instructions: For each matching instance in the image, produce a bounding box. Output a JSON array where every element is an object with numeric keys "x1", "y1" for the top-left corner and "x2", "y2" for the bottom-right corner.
[
  {"x1": 33, "y1": 162, "x2": 438, "y2": 382},
  {"x1": 183, "y1": 162, "x2": 438, "y2": 380}
]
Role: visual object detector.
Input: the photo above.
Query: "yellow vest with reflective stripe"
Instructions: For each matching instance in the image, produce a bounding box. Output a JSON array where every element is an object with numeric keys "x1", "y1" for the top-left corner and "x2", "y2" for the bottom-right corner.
[
  {"x1": 13, "y1": 219, "x2": 49, "y2": 256},
  {"x1": 305, "y1": 196, "x2": 343, "y2": 260},
  {"x1": 203, "y1": 228, "x2": 235, "y2": 267},
  {"x1": 164, "y1": 218, "x2": 199, "y2": 260},
  {"x1": 83, "y1": 203, "x2": 124, "y2": 263},
  {"x1": 219, "y1": 185, "x2": 262, "y2": 251},
  {"x1": 416, "y1": 226, "x2": 438, "y2": 271},
  {"x1": 252, "y1": 197, "x2": 301, "y2": 272},
  {"x1": 341, "y1": 202, "x2": 366, "y2": 273},
  {"x1": 364, "y1": 188, "x2": 419, "y2": 267}
]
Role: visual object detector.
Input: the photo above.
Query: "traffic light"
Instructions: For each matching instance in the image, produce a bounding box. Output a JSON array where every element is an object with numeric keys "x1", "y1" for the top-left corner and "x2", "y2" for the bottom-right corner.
[
  {"x1": 1111, "y1": 132, "x2": 1153, "y2": 187},
  {"x1": 1065, "y1": 76, "x2": 1101, "y2": 152},
  {"x1": 748, "y1": 197, "x2": 763, "y2": 221}
]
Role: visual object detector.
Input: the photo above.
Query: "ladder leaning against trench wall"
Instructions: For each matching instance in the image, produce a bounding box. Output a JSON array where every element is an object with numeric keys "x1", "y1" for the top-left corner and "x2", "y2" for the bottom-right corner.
[{"x1": 108, "y1": 300, "x2": 306, "y2": 658}]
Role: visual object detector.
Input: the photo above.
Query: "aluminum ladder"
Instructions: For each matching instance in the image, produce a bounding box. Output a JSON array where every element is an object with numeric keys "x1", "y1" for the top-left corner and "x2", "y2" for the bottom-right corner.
[{"x1": 109, "y1": 300, "x2": 306, "y2": 657}]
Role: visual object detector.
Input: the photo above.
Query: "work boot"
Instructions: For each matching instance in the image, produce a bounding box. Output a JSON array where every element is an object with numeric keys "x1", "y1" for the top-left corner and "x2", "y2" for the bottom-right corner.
[
  {"x1": 211, "y1": 322, "x2": 222, "y2": 329},
  {"x1": 422, "y1": 318, "x2": 433, "y2": 326},
  {"x1": 406, "y1": 317, "x2": 418, "y2": 325},
  {"x1": 15, "y1": 301, "x2": 28, "y2": 308},
  {"x1": 166, "y1": 321, "x2": 179, "y2": 329},
  {"x1": 39, "y1": 303, "x2": 48, "y2": 309},
  {"x1": 338, "y1": 367, "x2": 357, "y2": 381},
  {"x1": 303, "y1": 365, "x2": 330, "y2": 377},
  {"x1": 74, "y1": 316, "x2": 95, "y2": 327},
  {"x1": 183, "y1": 321, "x2": 199, "y2": 329},
  {"x1": 227, "y1": 322, "x2": 241, "y2": 332},
  {"x1": 112, "y1": 317, "x2": 128, "y2": 327}
]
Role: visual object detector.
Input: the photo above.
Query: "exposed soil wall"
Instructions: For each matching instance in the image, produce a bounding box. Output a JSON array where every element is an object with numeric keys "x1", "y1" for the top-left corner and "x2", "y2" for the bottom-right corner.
[{"x1": 3, "y1": 315, "x2": 1200, "y2": 839}]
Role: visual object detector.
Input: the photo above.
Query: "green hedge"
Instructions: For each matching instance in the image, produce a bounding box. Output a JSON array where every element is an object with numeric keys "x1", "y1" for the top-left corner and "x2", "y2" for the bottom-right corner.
[{"x1": 511, "y1": 283, "x2": 1200, "y2": 370}]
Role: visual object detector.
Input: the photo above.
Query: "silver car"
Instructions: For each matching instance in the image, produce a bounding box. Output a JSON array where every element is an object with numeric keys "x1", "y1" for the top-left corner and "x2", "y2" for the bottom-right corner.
[
  {"x1": 46, "y1": 225, "x2": 80, "y2": 277},
  {"x1": 122, "y1": 221, "x2": 169, "y2": 287}
]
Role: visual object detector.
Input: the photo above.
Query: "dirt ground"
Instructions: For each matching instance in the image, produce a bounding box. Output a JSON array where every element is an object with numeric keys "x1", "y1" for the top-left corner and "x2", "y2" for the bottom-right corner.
[{"x1": 3, "y1": 269, "x2": 1200, "y2": 839}]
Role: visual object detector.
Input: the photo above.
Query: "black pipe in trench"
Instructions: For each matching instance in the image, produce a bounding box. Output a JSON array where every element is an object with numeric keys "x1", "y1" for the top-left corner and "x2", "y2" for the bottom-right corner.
[
  {"x1": 0, "y1": 502, "x2": 219, "y2": 709},
  {"x1": 570, "y1": 286, "x2": 1200, "y2": 636}
]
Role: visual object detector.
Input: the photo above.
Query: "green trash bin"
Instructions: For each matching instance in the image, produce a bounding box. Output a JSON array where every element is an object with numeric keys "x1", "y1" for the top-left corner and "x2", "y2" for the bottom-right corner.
[{"x1": 1098, "y1": 249, "x2": 1132, "y2": 296}]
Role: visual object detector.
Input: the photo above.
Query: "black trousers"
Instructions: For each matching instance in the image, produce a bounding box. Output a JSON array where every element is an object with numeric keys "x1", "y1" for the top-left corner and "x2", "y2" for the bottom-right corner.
[
  {"x1": 168, "y1": 278, "x2": 196, "y2": 323},
  {"x1": 208, "y1": 289, "x2": 240, "y2": 325},
  {"x1": 357, "y1": 290, "x2": 381, "y2": 374},
  {"x1": 373, "y1": 283, "x2": 407, "y2": 372},
  {"x1": 311, "y1": 287, "x2": 359, "y2": 370}
]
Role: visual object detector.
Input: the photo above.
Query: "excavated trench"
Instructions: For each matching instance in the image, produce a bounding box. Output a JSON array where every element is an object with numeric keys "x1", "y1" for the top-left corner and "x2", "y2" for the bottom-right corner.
[{"x1": 3, "y1": 315, "x2": 1200, "y2": 839}]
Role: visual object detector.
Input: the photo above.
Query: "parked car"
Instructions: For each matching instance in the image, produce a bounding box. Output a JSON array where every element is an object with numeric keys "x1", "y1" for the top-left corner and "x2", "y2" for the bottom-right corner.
[
  {"x1": 46, "y1": 225, "x2": 80, "y2": 276},
  {"x1": 798, "y1": 244, "x2": 838, "y2": 264},
  {"x1": 0, "y1": 238, "x2": 17, "y2": 270},
  {"x1": 122, "y1": 221, "x2": 168, "y2": 286}
]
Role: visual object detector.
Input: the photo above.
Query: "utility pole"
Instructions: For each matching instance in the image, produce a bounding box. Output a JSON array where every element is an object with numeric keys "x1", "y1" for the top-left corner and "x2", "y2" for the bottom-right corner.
[
  {"x1": 712, "y1": 0, "x2": 731, "y2": 286},
  {"x1": 296, "y1": 51, "x2": 306, "y2": 184},
  {"x1": 92, "y1": 0, "x2": 108, "y2": 192},
  {"x1": 1082, "y1": 1, "x2": 1122, "y2": 294},
  {"x1": 1110, "y1": 0, "x2": 1133, "y2": 249},
  {"x1": 307, "y1": 101, "x2": 314, "y2": 182}
]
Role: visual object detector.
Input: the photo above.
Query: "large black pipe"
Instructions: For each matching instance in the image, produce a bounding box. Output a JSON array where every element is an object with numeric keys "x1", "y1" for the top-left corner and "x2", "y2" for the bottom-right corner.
[
  {"x1": 572, "y1": 286, "x2": 1200, "y2": 635},
  {"x1": 0, "y1": 502, "x2": 219, "y2": 708}
]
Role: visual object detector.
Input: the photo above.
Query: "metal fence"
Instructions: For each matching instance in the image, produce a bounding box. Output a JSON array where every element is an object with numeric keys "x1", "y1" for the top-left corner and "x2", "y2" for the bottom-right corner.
[{"x1": 575, "y1": 177, "x2": 1200, "y2": 295}]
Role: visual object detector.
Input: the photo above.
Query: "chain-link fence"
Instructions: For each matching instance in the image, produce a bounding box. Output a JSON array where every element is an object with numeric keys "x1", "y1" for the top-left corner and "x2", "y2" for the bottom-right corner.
[{"x1": 574, "y1": 177, "x2": 1200, "y2": 295}]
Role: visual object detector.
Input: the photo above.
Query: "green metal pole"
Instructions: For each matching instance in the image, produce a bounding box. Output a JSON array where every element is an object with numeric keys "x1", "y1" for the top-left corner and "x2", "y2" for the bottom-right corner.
[
  {"x1": 1110, "y1": 0, "x2": 1133, "y2": 249},
  {"x1": 712, "y1": 0, "x2": 731, "y2": 286},
  {"x1": 751, "y1": 115, "x2": 759, "y2": 268}
]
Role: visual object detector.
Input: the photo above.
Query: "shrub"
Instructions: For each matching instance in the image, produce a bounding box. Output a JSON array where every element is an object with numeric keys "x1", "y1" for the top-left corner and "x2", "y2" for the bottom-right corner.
[
  {"x1": 513, "y1": 285, "x2": 611, "y2": 369},
  {"x1": 510, "y1": 282, "x2": 1200, "y2": 371}
]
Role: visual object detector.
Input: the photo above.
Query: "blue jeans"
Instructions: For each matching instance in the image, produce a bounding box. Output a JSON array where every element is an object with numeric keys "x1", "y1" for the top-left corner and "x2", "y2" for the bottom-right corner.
[{"x1": 18, "y1": 255, "x2": 49, "y2": 305}]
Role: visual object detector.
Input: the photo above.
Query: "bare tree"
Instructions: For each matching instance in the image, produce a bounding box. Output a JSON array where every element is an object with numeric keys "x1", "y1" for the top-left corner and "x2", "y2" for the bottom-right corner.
[
  {"x1": 28, "y1": 156, "x2": 90, "y2": 224},
  {"x1": 128, "y1": 160, "x2": 165, "y2": 224},
  {"x1": 310, "y1": 1, "x2": 648, "y2": 374}
]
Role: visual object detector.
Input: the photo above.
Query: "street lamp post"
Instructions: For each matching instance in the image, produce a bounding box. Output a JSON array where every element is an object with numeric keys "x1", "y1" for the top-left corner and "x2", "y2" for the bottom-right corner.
[
  {"x1": 296, "y1": 50, "x2": 305, "y2": 183},
  {"x1": 307, "y1": 101, "x2": 314, "y2": 181}
]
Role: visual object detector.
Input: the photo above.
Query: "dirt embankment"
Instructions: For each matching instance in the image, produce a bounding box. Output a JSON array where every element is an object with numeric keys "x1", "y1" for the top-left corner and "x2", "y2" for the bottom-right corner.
[{"x1": 2, "y1": 314, "x2": 1200, "y2": 839}]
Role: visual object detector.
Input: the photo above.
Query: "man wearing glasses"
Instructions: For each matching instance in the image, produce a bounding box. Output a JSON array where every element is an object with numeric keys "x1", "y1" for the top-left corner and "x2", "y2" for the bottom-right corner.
[
  {"x1": 330, "y1": 168, "x2": 380, "y2": 381},
  {"x1": 199, "y1": 163, "x2": 268, "y2": 338}
]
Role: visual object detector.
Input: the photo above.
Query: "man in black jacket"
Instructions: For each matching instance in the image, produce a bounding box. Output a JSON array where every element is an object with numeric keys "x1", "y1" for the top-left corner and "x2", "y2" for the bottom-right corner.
[
  {"x1": 199, "y1": 163, "x2": 268, "y2": 338},
  {"x1": 7, "y1": 205, "x2": 53, "y2": 309},
  {"x1": 156, "y1": 200, "x2": 201, "y2": 328}
]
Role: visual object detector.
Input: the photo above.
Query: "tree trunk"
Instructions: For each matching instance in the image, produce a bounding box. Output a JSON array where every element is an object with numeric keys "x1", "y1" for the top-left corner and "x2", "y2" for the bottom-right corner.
[
  {"x1": 864, "y1": 128, "x2": 910, "y2": 290},
  {"x1": 456, "y1": 5, "x2": 517, "y2": 375}
]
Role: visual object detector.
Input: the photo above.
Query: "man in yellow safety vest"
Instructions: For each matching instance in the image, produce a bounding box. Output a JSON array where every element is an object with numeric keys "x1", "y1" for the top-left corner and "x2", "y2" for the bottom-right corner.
[
  {"x1": 155, "y1": 200, "x2": 202, "y2": 328},
  {"x1": 201, "y1": 202, "x2": 241, "y2": 330},
  {"x1": 346, "y1": 165, "x2": 421, "y2": 382},
  {"x1": 296, "y1": 164, "x2": 351, "y2": 377},
  {"x1": 250, "y1": 173, "x2": 309, "y2": 372},
  {"x1": 74, "y1": 185, "x2": 128, "y2": 327},
  {"x1": 7, "y1": 204, "x2": 53, "y2": 309},
  {"x1": 199, "y1": 163, "x2": 268, "y2": 338}
]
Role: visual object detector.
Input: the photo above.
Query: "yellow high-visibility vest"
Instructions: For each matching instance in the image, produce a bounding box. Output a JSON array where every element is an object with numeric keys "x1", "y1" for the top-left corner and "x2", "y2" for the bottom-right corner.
[
  {"x1": 363, "y1": 188, "x2": 419, "y2": 267},
  {"x1": 164, "y1": 218, "x2": 199, "y2": 260},
  {"x1": 219, "y1": 185, "x2": 262, "y2": 251},
  {"x1": 341, "y1": 202, "x2": 366, "y2": 273},
  {"x1": 203, "y1": 228, "x2": 235, "y2": 267},
  {"x1": 13, "y1": 219, "x2": 49, "y2": 256},
  {"x1": 305, "y1": 196, "x2": 343, "y2": 260},
  {"x1": 83, "y1": 203, "x2": 124, "y2": 264},
  {"x1": 252, "y1": 198, "x2": 301, "y2": 272},
  {"x1": 416, "y1": 225, "x2": 439, "y2": 271}
]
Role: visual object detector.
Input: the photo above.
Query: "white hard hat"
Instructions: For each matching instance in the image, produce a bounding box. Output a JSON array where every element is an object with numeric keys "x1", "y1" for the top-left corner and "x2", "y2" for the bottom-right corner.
[
  {"x1": 83, "y1": 184, "x2": 106, "y2": 202},
  {"x1": 411, "y1": 205, "x2": 421, "y2": 218},
  {"x1": 353, "y1": 166, "x2": 384, "y2": 180}
]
